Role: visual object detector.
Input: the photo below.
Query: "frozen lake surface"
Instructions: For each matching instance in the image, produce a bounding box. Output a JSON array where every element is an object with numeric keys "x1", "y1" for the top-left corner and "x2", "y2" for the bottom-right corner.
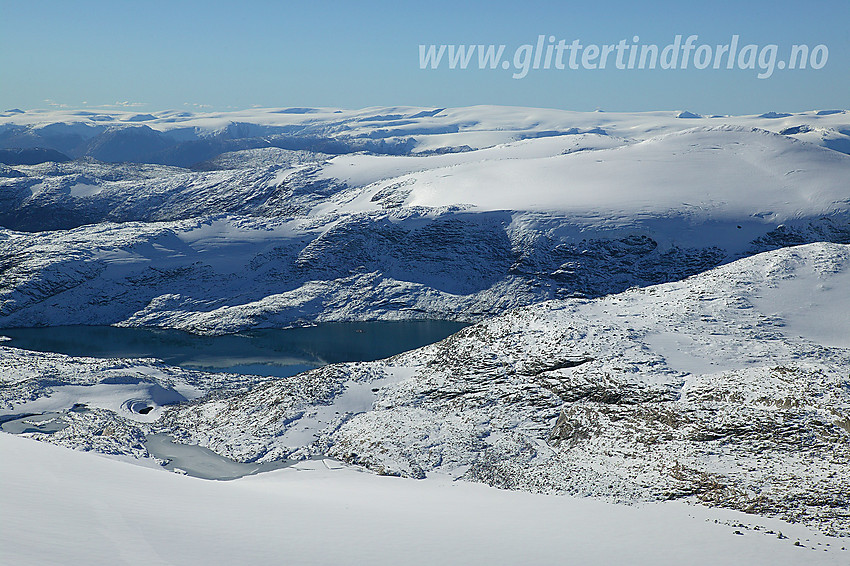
[{"x1": 143, "y1": 433, "x2": 298, "y2": 480}]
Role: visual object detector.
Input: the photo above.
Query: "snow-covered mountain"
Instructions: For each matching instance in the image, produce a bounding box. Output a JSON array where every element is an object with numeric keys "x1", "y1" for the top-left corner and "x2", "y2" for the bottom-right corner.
[
  {"x1": 2, "y1": 106, "x2": 850, "y2": 548},
  {"x1": 1, "y1": 114, "x2": 848, "y2": 333},
  {"x1": 1, "y1": 106, "x2": 848, "y2": 228},
  {"x1": 2, "y1": 106, "x2": 849, "y2": 165},
  {"x1": 161, "y1": 242, "x2": 850, "y2": 534}
]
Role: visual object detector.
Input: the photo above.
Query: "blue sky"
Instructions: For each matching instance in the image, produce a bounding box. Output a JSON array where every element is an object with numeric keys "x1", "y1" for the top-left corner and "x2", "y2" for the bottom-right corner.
[{"x1": 1, "y1": 0, "x2": 847, "y2": 114}]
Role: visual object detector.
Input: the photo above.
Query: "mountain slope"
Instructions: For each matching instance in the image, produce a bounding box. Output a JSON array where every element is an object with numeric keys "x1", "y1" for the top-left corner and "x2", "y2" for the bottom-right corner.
[
  {"x1": 2, "y1": 107, "x2": 850, "y2": 539},
  {"x1": 3, "y1": 243, "x2": 847, "y2": 535},
  {"x1": 156, "y1": 242, "x2": 850, "y2": 535}
]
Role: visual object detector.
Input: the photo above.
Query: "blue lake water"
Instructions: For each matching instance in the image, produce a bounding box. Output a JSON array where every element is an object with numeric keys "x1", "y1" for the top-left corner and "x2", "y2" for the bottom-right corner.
[{"x1": 0, "y1": 321, "x2": 468, "y2": 377}]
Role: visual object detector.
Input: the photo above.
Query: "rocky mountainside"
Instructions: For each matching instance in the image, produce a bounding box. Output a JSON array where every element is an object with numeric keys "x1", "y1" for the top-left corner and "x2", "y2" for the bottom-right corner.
[{"x1": 157, "y1": 243, "x2": 850, "y2": 536}]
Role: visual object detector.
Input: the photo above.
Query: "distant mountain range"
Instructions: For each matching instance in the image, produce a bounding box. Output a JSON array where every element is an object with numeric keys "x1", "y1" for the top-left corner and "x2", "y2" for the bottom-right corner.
[{"x1": 2, "y1": 106, "x2": 848, "y2": 168}]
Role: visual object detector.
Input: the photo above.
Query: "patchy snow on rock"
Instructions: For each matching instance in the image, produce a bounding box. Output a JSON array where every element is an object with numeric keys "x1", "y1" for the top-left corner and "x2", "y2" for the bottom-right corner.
[
  {"x1": 69, "y1": 182, "x2": 103, "y2": 197},
  {"x1": 153, "y1": 243, "x2": 850, "y2": 536}
]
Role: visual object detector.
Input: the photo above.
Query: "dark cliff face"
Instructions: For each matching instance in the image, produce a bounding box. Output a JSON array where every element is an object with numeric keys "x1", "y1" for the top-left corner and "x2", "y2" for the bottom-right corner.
[
  {"x1": 0, "y1": 147, "x2": 72, "y2": 166},
  {"x1": 82, "y1": 125, "x2": 177, "y2": 163}
]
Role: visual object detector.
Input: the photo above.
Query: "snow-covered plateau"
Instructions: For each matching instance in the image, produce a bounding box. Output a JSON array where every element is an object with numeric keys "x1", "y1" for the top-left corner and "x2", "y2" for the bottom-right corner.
[{"x1": 1, "y1": 106, "x2": 849, "y2": 563}]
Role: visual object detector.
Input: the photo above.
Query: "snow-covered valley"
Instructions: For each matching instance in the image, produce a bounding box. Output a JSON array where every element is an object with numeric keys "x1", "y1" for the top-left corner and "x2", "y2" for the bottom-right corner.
[{"x1": 2, "y1": 105, "x2": 849, "y2": 563}]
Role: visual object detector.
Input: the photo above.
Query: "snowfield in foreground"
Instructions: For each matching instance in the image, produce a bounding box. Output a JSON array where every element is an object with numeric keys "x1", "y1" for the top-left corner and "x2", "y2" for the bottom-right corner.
[{"x1": 1, "y1": 432, "x2": 846, "y2": 566}]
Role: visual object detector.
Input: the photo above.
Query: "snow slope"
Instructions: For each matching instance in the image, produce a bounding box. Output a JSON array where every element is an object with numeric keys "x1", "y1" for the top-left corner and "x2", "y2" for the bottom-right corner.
[
  {"x1": 316, "y1": 126, "x2": 850, "y2": 234},
  {"x1": 1, "y1": 432, "x2": 845, "y2": 566}
]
